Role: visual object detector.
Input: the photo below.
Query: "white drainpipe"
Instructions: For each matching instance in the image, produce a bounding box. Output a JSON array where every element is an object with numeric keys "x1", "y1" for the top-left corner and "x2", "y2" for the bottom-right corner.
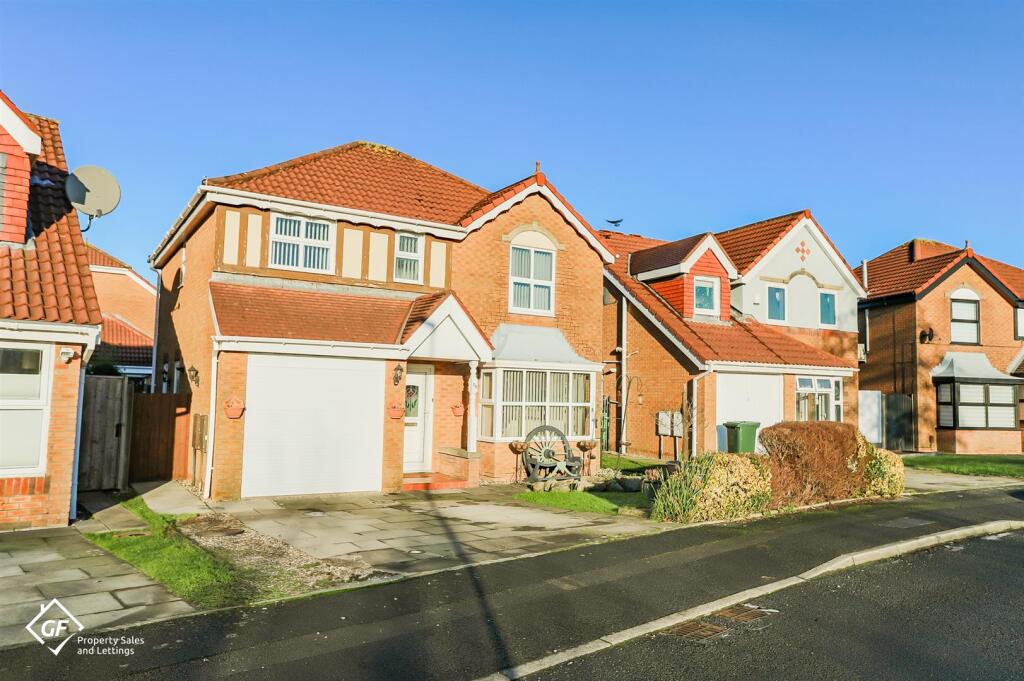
[
  {"x1": 467, "y1": 360, "x2": 479, "y2": 452},
  {"x1": 619, "y1": 291, "x2": 629, "y2": 454},
  {"x1": 202, "y1": 345, "x2": 220, "y2": 498}
]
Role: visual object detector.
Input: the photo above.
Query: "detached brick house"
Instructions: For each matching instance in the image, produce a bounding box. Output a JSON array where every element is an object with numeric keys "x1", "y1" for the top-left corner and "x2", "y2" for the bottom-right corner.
[
  {"x1": 150, "y1": 142, "x2": 613, "y2": 500},
  {"x1": 599, "y1": 210, "x2": 866, "y2": 457},
  {"x1": 86, "y1": 243, "x2": 156, "y2": 387},
  {"x1": 857, "y1": 239, "x2": 1024, "y2": 454},
  {"x1": 0, "y1": 91, "x2": 101, "y2": 529}
]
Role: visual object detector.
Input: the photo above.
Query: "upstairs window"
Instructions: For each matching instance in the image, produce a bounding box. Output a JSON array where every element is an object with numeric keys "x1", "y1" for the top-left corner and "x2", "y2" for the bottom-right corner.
[
  {"x1": 950, "y1": 288, "x2": 980, "y2": 344},
  {"x1": 767, "y1": 285, "x2": 787, "y2": 322},
  {"x1": 269, "y1": 214, "x2": 335, "y2": 274},
  {"x1": 393, "y1": 234, "x2": 424, "y2": 284},
  {"x1": 509, "y1": 245, "x2": 554, "y2": 314},
  {"x1": 1016, "y1": 308, "x2": 1024, "y2": 340},
  {"x1": 693, "y1": 276, "x2": 720, "y2": 316},
  {"x1": 819, "y1": 292, "x2": 837, "y2": 326}
]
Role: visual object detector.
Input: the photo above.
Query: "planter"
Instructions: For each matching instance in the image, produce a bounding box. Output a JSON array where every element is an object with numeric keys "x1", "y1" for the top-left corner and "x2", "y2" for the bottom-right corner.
[
  {"x1": 509, "y1": 441, "x2": 529, "y2": 454},
  {"x1": 223, "y1": 395, "x2": 245, "y2": 420},
  {"x1": 450, "y1": 404, "x2": 465, "y2": 417},
  {"x1": 387, "y1": 404, "x2": 405, "y2": 419}
]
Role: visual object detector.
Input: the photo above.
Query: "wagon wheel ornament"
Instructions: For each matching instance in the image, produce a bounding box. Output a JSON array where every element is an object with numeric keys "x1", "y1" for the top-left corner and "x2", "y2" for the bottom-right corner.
[{"x1": 522, "y1": 425, "x2": 576, "y2": 481}]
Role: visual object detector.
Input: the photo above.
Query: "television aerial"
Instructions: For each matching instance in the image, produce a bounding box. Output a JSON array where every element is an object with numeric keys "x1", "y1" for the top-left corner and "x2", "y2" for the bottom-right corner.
[{"x1": 65, "y1": 165, "x2": 121, "y2": 232}]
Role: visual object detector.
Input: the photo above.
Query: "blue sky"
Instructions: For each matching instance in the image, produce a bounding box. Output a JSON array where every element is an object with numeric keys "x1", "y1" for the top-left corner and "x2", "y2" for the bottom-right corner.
[{"x1": 3, "y1": 1, "x2": 1021, "y2": 279}]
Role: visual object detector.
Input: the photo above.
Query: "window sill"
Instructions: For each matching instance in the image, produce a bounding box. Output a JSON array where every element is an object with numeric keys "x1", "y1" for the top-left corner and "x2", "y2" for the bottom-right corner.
[
  {"x1": 508, "y1": 308, "x2": 556, "y2": 318},
  {"x1": 267, "y1": 263, "x2": 336, "y2": 276}
]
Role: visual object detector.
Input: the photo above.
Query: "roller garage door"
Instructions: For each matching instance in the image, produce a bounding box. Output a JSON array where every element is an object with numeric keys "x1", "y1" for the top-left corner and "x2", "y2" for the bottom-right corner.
[
  {"x1": 241, "y1": 354, "x2": 385, "y2": 497},
  {"x1": 715, "y1": 372, "x2": 784, "y2": 451}
]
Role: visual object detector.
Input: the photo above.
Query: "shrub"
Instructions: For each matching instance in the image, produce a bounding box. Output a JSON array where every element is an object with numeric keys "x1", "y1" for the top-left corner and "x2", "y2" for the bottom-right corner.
[
  {"x1": 650, "y1": 453, "x2": 771, "y2": 523},
  {"x1": 863, "y1": 447, "x2": 905, "y2": 498},
  {"x1": 759, "y1": 421, "x2": 904, "y2": 506}
]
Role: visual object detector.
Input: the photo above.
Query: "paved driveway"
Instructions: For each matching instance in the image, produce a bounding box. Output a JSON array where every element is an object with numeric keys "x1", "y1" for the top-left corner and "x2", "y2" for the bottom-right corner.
[{"x1": 208, "y1": 485, "x2": 660, "y2": 574}]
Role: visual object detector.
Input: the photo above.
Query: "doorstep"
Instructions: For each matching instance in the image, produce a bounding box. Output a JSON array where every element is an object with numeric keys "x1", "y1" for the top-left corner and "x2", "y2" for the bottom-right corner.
[{"x1": 401, "y1": 472, "x2": 468, "y2": 492}]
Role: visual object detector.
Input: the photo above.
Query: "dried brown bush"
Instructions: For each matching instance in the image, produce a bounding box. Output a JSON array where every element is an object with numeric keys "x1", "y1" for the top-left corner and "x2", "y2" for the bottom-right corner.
[{"x1": 759, "y1": 421, "x2": 869, "y2": 507}]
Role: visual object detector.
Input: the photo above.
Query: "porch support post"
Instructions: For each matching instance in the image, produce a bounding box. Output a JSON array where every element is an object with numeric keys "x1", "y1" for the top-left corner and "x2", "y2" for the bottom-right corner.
[{"x1": 467, "y1": 360, "x2": 479, "y2": 453}]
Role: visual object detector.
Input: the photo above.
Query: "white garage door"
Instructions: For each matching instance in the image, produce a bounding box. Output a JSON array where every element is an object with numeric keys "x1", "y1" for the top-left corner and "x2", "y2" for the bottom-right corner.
[
  {"x1": 715, "y1": 373, "x2": 784, "y2": 451},
  {"x1": 242, "y1": 354, "x2": 385, "y2": 497}
]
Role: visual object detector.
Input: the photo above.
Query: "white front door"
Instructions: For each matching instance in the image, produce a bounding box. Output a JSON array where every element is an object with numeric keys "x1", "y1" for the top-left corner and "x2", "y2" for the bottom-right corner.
[{"x1": 403, "y1": 366, "x2": 433, "y2": 472}]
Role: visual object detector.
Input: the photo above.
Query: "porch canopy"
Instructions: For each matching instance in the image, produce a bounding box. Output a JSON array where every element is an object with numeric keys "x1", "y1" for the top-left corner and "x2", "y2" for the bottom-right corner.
[
  {"x1": 931, "y1": 352, "x2": 1024, "y2": 385},
  {"x1": 490, "y1": 324, "x2": 600, "y2": 370}
]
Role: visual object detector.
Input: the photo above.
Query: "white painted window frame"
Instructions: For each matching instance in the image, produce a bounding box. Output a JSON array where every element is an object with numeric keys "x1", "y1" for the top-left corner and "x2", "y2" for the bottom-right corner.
[
  {"x1": 393, "y1": 232, "x2": 425, "y2": 285},
  {"x1": 481, "y1": 367, "x2": 595, "y2": 442},
  {"x1": 508, "y1": 245, "x2": 556, "y2": 317},
  {"x1": 267, "y1": 212, "x2": 337, "y2": 275},
  {"x1": 0, "y1": 341, "x2": 52, "y2": 478},
  {"x1": 818, "y1": 290, "x2": 838, "y2": 328},
  {"x1": 766, "y1": 283, "x2": 788, "y2": 324},
  {"x1": 693, "y1": 276, "x2": 720, "y2": 317},
  {"x1": 795, "y1": 375, "x2": 843, "y2": 423}
]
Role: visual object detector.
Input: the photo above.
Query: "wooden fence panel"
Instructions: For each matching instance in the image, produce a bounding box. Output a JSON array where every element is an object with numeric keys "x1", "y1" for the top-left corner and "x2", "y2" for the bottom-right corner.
[
  {"x1": 130, "y1": 393, "x2": 191, "y2": 482},
  {"x1": 78, "y1": 375, "x2": 130, "y2": 491}
]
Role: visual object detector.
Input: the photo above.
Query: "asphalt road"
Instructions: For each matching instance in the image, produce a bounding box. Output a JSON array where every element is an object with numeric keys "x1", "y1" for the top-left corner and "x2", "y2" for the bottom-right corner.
[
  {"x1": 529, "y1": 532, "x2": 1024, "y2": 681},
  {"x1": 1, "y1": 486, "x2": 1022, "y2": 680}
]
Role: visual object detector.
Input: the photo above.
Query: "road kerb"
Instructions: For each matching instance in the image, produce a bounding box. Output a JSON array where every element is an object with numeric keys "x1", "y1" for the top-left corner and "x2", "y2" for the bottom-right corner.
[{"x1": 483, "y1": 520, "x2": 1024, "y2": 681}]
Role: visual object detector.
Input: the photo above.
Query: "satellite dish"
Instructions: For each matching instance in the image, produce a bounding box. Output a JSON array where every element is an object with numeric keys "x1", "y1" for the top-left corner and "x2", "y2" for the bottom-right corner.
[{"x1": 66, "y1": 165, "x2": 121, "y2": 230}]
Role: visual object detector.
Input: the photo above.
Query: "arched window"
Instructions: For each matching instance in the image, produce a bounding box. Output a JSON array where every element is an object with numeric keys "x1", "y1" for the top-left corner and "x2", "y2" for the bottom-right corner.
[
  {"x1": 508, "y1": 230, "x2": 556, "y2": 315},
  {"x1": 950, "y1": 287, "x2": 980, "y2": 344}
]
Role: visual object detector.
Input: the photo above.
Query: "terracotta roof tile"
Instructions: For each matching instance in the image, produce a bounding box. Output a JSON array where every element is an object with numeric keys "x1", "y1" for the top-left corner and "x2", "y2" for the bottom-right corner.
[
  {"x1": 976, "y1": 255, "x2": 1024, "y2": 300},
  {"x1": 714, "y1": 210, "x2": 809, "y2": 274},
  {"x1": 629, "y1": 233, "x2": 711, "y2": 275},
  {"x1": 607, "y1": 258, "x2": 851, "y2": 368},
  {"x1": 400, "y1": 291, "x2": 448, "y2": 343},
  {"x1": 85, "y1": 242, "x2": 133, "y2": 269},
  {"x1": 596, "y1": 230, "x2": 666, "y2": 256},
  {"x1": 205, "y1": 141, "x2": 490, "y2": 225},
  {"x1": 0, "y1": 114, "x2": 101, "y2": 326},
  {"x1": 93, "y1": 314, "x2": 152, "y2": 367}
]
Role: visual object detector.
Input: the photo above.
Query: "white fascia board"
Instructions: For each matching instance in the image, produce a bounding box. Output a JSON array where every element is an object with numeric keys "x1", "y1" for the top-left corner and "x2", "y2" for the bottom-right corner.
[
  {"x1": 151, "y1": 185, "x2": 469, "y2": 268},
  {"x1": 464, "y1": 185, "x2": 615, "y2": 263},
  {"x1": 706, "y1": 360, "x2": 856, "y2": 377},
  {"x1": 150, "y1": 188, "x2": 210, "y2": 267},
  {"x1": 636, "y1": 264, "x2": 685, "y2": 281},
  {"x1": 633, "y1": 235, "x2": 738, "y2": 281},
  {"x1": 0, "y1": 102, "x2": 41, "y2": 155},
  {"x1": 90, "y1": 265, "x2": 157, "y2": 294},
  {"x1": 0, "y1": 319, "x2": 100, "y2": 352},
  {"x1": 602, "y1": 270, "x2": 707, "y2": 370},
  {"x1": 741, "y1": 217, "x2": 868, "y2": 297},
  {"x1": 403, "y1": 296, "x2": 493, "y2": 362},
  {"x1": 116, "y1": 365, "x2": 153, "y2": 376},
  {"x1": 213, "y1": 335, "x2": 407, "y2": 360},
  {"x1": 483, "y1": 359, "x2": 602, "y2": 372}
]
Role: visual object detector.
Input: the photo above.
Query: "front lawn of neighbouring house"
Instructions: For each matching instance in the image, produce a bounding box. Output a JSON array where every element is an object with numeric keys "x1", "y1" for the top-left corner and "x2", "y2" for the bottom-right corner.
[
  {"x1": 600, "y1": 452, "x2": 668, "y2": 473},
  {"x1": 903, "y1": 455, "x2": 1024, "y2": 479},
  {"x1": 85, "y1": 496, "x2": 253, "y2": 609},
  {"x1": 515, "y1": 490, "x2": 651, "y2": 515}
]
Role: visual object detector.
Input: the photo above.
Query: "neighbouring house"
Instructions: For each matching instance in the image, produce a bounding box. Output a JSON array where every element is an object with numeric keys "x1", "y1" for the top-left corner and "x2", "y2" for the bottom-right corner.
[
  {"x1": 598, "y1": 209, "x2": 866, "y2": 458},
  {"x1": 85, "y1": 243, "x2": 156, "y2": 389},
  {"x1": 0, "y1": 91, "x2": 101, "y2": 529},
  {"x1": 857, "y1": 239, "x2": 1024, "y2": 454},
  {"x1": 150, "y1": 142, "x2": 613, "y2": 500}
]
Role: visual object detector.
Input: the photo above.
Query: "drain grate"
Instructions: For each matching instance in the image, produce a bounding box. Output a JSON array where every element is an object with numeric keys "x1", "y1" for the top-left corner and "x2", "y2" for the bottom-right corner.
[
  {"x1": 662, "y1": 620, "x2": 725, "y2": 641},
  {"x1": 713, "y1": 604, "x2": 770, "y2": 623}
]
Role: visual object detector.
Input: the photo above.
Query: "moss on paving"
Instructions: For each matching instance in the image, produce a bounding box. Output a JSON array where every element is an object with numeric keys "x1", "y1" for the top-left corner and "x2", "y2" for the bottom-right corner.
[
  {"x1": 85, "y1": 496, "x2": 254, "y2": 609},
  {"x1": 515, "y1": 490, "x2": 651, "y2": 515},
  {"x1": 903, "y1": 455, "x2": 1024, "y2": 479}
]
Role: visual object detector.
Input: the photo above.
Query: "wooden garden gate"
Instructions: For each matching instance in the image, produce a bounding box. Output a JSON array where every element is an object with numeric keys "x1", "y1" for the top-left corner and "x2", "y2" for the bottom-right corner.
[
  {"x1": 78, "y1": 375, "x2": 132, "y2": 491},
  {"x1": 129, "y1": 393, "x2": 191, "y2": 482}
]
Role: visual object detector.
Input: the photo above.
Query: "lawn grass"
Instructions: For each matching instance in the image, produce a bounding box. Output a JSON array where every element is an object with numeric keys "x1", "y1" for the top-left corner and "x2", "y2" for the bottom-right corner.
[
  {"x1": 85, "y1": 496, "x2": 252, "y2": 609},
  {"x1": 600, "y1": 452, "x2": 666, "y2": 473},
  {"x1": 514, "y1": 490, "x2": 651, "y2": 515},
  {"x1": 903, "y1": 455, "x2": 1024, "y2": 479}
]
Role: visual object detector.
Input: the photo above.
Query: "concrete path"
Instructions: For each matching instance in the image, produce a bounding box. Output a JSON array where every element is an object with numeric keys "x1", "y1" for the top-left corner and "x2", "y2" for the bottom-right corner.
[
  {"x1": 211, "y1": 485, "x2": 659, "y2": 574},
  {"x1": 0, "y1": 528, "x2": 192, "y2": 648},
  {"x1": 903, "y1": 466, "x2": 1022, "y2": 493},
  {"x1": 72, "y1": 492, "x2": 146, "y2": 533},
  {"x1": 132, "y1": 480, "x2": 210, "y2": 516},
  {"x1": 3, "y1": 485, "x2": 1022, "y2": 679}
]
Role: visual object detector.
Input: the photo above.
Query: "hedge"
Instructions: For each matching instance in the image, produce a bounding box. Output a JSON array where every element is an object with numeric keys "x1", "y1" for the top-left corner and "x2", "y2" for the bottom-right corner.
[{"x1": 650, "y1": 453, "x2": 771, "y2": 523}]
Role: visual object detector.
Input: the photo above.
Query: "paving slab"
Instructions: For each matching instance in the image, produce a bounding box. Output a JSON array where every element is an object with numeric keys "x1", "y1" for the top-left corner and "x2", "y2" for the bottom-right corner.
[
  {"x1": 903, "y1": 465, "x2": 1022, "y2": 492},
  {"x1": 114, "y1": 585, "x2": 181, "y2": 607},
  {"x1": 133, "y1": 480, "x2": 210, "y2": 516},
  {"x1": 38, "y1": 572, "x2": 155, "y2": 598}
]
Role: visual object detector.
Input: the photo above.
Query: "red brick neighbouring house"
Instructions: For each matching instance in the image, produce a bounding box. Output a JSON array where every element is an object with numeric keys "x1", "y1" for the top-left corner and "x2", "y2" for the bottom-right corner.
[
  {"x1": 150, "y1": 142, "x2": 613, "y2": 499},
  {"x1": 0, "y1": 91, "x2": 102, "y2": 529},
  {"x1": 857, "y1": 240, "x2": 1024, "y2": 453},
  {"x1": 599, "y1": 210, "x2": 865, "y2": 458}
]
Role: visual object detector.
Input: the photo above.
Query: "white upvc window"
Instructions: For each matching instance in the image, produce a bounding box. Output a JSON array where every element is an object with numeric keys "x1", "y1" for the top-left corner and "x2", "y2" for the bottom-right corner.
[
  {"x1": 393, "y1": 233, "x2": 424, "y2": 284},
  {"x1": 767, "y1": 284, "x2": 787, "y2": 322},
  {"x1": 509, "y1": 245, "x2": 555, "y2": 315},
  {"x1": 482, "y1": 368, "x2": 595, "y2": 440},
  {"x1": 0, "y1": 343, "x2": 51, "y2": 477},
  {"x1": 693, "y1": 276, "x2": 720, "y2": 316},
  {"x1": 950, "y1": 288, "x2": 981, "y2": 345},
  {"x1": 268, "y1": 213, "x2": 336, "y2": 274},
  {"x1": 796, "y1": 376, "x2": 843, "y2": 423},
  {"x1": 1015, "y1": 308, "x2": 1024, "y2": 340}
]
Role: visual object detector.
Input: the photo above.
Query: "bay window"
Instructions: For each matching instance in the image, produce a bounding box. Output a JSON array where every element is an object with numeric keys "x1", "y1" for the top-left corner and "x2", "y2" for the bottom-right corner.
[
  {"x1": 937, "y1": 381, "x2": 1019, "y2": 429},
  {"x1": 796, "y1": 376, "x2": 843, "y2": 422},
  {"x1": 269, "y1": 214, "x2": 335, "y2": 274},
  {"x1": 0, "y1": 344, "x2": 50, "y2": 477},
  {"x1": 481, "y1": 368, "x2": 594, "y2": 440}
]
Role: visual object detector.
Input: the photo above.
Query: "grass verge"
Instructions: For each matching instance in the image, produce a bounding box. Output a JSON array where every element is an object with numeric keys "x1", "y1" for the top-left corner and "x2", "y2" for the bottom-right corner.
[
  {"x1": 85, "y1": 496, "x2": 253, "y2": 609},
  {"x1": 903, "y1": 454, "x2": 1024, "y2": 479},
  {"x1": 600, "y1": 452, "x2": 667, "y2": 473},
  {"x1": 515, "y1": 490, "x2": 651, "y2": 515}
]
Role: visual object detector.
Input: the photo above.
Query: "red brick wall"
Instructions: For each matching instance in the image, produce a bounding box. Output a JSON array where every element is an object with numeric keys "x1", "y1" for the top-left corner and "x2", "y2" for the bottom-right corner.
[
  {"x1": 209, "y1": 351, "x2": 247, "y2": 500},
  {"x1": 0, "y1": 127, "x2": 30, "y2": 244},
  {"x1": 427, "y1": 362, "x2": 468, "y2": 463},
  {"x1": 382, "y1": 360, "x2": 407, "y2": 492},
  {"x1": 0, "y1": 347, "x2": 82, "y2": 529},
  {"x1": 936, "y1": 428, "x2": 1021, "y2": 454},
  {"x1": 859, "y1": 302, "x2": 918, "y2": 395}
]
